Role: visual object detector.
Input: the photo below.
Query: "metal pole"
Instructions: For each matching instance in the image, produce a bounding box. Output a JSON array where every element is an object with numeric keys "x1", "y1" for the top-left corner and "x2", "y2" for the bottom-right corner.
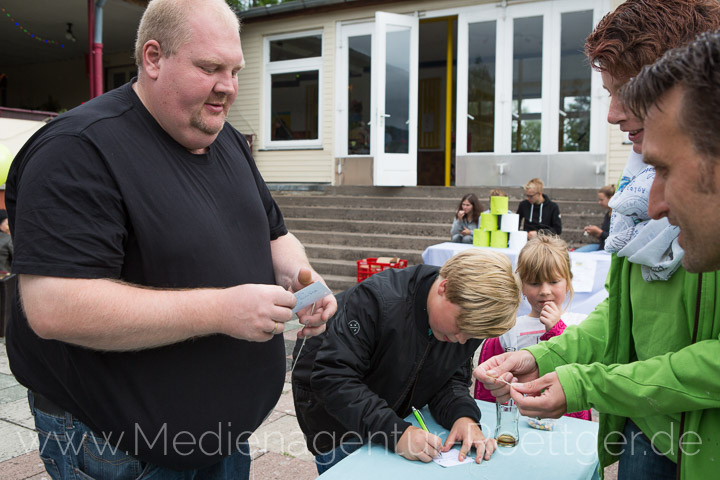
[
  {"x1": 88, "y1": 0, "x2": 95, "y2": 98},
  {"x1": 93, "y1": 0, "x2": 107, "y2": 98},
  {"x1": 444, "y1": 18, "x2": 453, "y2": 187}
]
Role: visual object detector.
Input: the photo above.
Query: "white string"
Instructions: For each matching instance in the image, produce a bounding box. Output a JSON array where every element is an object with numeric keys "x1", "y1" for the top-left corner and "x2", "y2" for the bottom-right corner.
[{"x1": 290, "y1": 303, "x2": 314, "y2": 375}]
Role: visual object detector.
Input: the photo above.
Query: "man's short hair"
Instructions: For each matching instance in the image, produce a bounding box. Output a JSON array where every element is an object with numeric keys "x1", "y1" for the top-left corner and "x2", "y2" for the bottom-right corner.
[
  {"x1": 623, "y1": 30, "x2": 720, "y2": 188},
  {"x1": 440, "y1": 249, "x2": 521, "y2": 338},
  {"x1": 134, "y1": 0, "x2": 240, "y2": 69},
  {"x1": 585, "y1": 0, "x2": 720, "y2": 79},
  {"x1": 523, "y1": 178, "x2": 543, "y2": 193}
]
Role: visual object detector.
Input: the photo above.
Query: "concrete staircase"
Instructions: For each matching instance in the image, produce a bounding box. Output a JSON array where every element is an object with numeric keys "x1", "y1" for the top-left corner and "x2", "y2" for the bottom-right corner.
[{"x1": 271, "y1": 185, "x2": 605, "y2": 292}]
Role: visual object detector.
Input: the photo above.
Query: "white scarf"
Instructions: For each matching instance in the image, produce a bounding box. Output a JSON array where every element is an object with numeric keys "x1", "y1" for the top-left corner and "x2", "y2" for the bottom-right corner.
[{"x1": 605, "y1": 151, "x2": 684, "y2": 282}]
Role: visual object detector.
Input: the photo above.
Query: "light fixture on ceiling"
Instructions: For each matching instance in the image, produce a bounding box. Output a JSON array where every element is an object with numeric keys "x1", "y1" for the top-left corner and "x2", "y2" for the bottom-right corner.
[{"x1": 65, "y1": 22, "x2": 76, "y2": 43}]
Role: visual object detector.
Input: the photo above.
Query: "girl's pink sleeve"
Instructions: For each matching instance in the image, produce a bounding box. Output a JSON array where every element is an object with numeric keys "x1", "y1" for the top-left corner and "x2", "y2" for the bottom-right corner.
[
  {"x1": 473, "y1": 338, "x2": 506, "y2": 401},
  {"x1": 538, "y1": 320, "x2": 593, "y2": 422},
  {"x1": 566, "y1": 410, "x2": 593, "y2": 421},
  {"x1": 539, "y1": 319, "x2": 566, "y2": 341}
]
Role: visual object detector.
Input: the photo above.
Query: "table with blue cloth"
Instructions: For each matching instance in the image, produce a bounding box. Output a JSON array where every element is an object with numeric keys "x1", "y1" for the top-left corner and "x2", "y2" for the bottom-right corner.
[
  {"x1": 318, "y1": 400, "x2": 600, "y2": 480},
  {"x1": 422, "y1": 242, "x2": 611, "y2": 319}
]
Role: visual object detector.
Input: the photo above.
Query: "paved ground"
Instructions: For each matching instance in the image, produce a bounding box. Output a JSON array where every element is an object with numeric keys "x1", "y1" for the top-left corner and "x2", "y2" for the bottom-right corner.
[
  {"x1": 0, "y1": 322, "x2": 318, "y2": 480},
  {"x1": 0, "y1": 327, "x2": 618, "y2": 480}
]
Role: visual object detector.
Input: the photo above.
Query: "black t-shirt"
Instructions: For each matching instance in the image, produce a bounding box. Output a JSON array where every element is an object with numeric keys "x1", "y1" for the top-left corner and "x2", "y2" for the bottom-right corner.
[{"x1": 5, "y1": 81, "x2": 288, "y2": 469}]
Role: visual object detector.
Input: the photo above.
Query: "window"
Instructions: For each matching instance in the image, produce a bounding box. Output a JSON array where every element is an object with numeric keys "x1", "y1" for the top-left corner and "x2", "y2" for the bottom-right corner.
[
  {"x1": 383, "y1": 26, "x2": 411, "y2": 154},
  {"x1": 264, "y1": 32, "x2": 323, "y2": 148},
  {"x1": 512, "y1": 16, "x2": 543, "y2": 153},
  {"x1": 559, "y1": 10, "x2": 593, "y2": 151},
  {"x1": 456, "y1": 0, "x2": 606, "y2": 157},
  {"x1": 347, "y1": 35, "x2": 372, "y2": 155},
  {"x1": 467, "y1": 20, "x2": 496, "y2": 153}
]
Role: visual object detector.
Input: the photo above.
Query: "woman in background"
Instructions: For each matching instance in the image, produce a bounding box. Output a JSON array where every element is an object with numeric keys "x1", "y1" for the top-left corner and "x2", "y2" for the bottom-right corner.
[
  {"x1": 576, "y1": 184, "x2": 615, "y2": 252},
  {"x1": 450, "y1": 193, "x2": 482, "y2": 243}
]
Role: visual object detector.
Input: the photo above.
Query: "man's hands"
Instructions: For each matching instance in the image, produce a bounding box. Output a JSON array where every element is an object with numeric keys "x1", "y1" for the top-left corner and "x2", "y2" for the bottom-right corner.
[
  {"x1": 473, "y1": 350, "x2": 539, "y2": 404},
  {"x1": 473, "y1": 351, "x2": 569, "y2": 418},
  {"x1": 442, "y1": 417, "x2": 496, "y2": 464},
  {"x1": 218, "y1": 283, "x2": 296, "y2": 342},
  {"x1": 216, "y1": 267, "x2": 336, "y2": 343},
  {"x1": 511, "y1": 372, "x2": 568, "y2": 419},
  {"x1": 292, "y1": 267, "x2": 337, "y2": 339},
  {"x1": 396, "y1": 426, "x2": 443, "y2": 462}
]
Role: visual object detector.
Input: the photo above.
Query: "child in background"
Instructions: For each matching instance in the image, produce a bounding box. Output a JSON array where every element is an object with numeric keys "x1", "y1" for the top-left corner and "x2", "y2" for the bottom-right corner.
[
  {"x1": 450, "y1": 193, "x2": 483, "y2": 243},
  {"x1": 474, "y1": 234, "x2": 591, "y2": 421},
  {"x1": 484, "y1": 189, "x2": 512, "y2": 215}
]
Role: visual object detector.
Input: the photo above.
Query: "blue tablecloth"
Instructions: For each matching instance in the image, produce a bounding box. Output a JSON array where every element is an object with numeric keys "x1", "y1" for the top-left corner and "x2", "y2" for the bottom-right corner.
[
  {"x1": 422, "y1": 242, "x2": 611, "y2": 318},
  {"x1": 318, "y1": 400, "x2": 600, "y2": 479}
]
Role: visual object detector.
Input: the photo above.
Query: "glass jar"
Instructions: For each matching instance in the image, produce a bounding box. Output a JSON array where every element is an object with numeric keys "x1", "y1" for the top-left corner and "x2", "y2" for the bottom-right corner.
[
  {"x1": 495, "y1": 400, "x2": 520, "y2": 447},
  {"x1": 494, "y1": 346, "x2": 519, "y2": 447}
]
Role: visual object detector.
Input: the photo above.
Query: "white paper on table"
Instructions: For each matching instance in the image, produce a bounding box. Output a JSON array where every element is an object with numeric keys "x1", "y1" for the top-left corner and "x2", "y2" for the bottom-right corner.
[
  {"x1": 571, "y1": 258, "x2": 597, "y2": 293},
  {"x1": 293, "y1": 282, "x2": 332, "y2": 314},
  {"x1": 432, "y1": 448, "x2": 474, "y2": 467}
]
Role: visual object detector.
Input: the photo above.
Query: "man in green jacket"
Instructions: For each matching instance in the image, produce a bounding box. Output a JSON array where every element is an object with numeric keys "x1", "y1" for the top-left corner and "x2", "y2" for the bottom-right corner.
[
  {"x1": 621, "y1": 27, "x2": 720, "y2": 479},
  {"x1": 474, "y1": 2, "x2": 720, "y2": 479}
]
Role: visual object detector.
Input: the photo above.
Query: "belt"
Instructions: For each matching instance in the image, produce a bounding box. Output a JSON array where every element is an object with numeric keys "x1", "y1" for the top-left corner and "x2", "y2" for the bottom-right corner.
[{"x1": 31, "y1": 391, "x2": 67, "y2": 417}]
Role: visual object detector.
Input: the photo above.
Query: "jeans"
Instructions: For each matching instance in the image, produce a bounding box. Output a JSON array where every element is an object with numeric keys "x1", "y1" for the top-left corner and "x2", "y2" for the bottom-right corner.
[
  {"x1": 314, "y1": 442, "x2": 363, "y2": 475},
  {"x1": 30, "y1": 392, "x2": 251, "y2": 480},
  {"x1": 617, "y1": 419, "x2": 676, "y2": 480},
  {"x1": 574, "y1": 243, "x2": 601, "y2": 252},
  {"x1": 451, "y1": 234, "x2": 473, "y2": 244}
]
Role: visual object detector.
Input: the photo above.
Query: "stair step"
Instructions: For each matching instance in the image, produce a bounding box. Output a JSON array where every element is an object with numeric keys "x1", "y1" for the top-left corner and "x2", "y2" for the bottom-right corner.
[
  {"x1": 274, "y1": 194, "x2": 603, "y2": 214},
  {"x1": 319, "y1": 273, "x2": 359, "y2": 293},
  {"x1": 294, "y1": 229, "x2": 447, "y2": 251},
  {"x1": 287, "y1": 218, "x2": 449, "y2": 236},
  {"x1": 304, "y1": 243, "x2": 424, "y2": 264}
]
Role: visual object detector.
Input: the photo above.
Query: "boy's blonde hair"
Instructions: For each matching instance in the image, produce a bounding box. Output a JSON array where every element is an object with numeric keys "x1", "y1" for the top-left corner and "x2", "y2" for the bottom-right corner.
[
  {"x1": 489, "y1": 189, "x2": 508, "y2": 197},
  {"x1": 440, "y1": 249, "x2": 521, "y2": 338},
  {"x1": 523, "y1": 178, "x2": 544, "y2": 193},
  {"x1": 516, "y1": 233, "x2": 574, "y2": 306}
]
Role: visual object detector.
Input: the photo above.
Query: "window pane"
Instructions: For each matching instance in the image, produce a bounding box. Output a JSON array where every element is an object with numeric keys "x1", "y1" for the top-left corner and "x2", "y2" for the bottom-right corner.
[
  {"x1": 467, "y1": 21, "x2": 496, "y2": 152},
  {"x1": 512, "y1": 16, "x2": 543, "y2": 153},
  {"x1": 348, "y1": 35, "x2": 371, "y2": 155},
  {"x1": 271, "y1": 71, "x2": 319, "y2": 141},
  {"x1": 559, "y1": 11, "x2": 593, "y2": 152},
  {"x1": 384, "y1": 27, "x2": 410, "y2": 154},
  {"x1": 270, "y1": 35, "x2": 322, "y2": 61}
]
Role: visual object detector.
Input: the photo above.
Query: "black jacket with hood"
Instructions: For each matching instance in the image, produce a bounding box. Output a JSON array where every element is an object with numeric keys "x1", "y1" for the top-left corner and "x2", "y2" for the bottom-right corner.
[
  {"x1": 291, "y1": 265, "x2": 482, "y2": 456},
  {"x1": 516, "y1": 193, "x2": 562, "y2": 235}
]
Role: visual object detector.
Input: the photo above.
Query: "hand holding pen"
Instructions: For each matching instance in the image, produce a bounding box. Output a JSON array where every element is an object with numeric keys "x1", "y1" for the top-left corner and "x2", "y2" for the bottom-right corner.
[{"x1": 395, "y1": 407, "x2": 442, "y2": 462}]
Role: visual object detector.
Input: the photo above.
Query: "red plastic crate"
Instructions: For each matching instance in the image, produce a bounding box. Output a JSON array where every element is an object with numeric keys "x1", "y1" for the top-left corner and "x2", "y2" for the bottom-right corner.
[{"x1": 356, "y1": 257, "x2": 408, "y2": 282}]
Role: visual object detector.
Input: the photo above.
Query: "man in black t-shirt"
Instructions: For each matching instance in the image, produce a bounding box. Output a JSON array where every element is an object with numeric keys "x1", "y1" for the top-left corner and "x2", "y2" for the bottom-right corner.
[{"x1": 4, "y1": 0, "x2": 336, "y2": 477}]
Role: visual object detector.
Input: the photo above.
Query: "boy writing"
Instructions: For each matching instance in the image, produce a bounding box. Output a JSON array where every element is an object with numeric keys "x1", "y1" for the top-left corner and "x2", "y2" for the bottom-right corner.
[{"x1": 291, "y1": 249, "x2": 521, "y2": 473}]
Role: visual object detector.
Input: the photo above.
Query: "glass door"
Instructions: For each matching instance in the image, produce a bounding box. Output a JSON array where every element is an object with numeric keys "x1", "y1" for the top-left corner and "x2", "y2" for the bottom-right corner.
[{"x1": 372, "y1": 12, "x2": 418, "y2": 186}]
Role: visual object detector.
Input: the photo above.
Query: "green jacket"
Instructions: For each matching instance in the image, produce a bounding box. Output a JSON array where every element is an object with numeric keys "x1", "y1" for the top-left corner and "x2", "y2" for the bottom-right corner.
[{"x1": 527, "y1": 254, "x2": 720, "y2": 479}]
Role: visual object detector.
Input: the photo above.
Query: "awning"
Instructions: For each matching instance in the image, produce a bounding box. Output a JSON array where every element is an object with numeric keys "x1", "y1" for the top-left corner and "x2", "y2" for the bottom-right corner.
[{"x1": 0, "y1": 117, "x2": 49, "y2": 156}]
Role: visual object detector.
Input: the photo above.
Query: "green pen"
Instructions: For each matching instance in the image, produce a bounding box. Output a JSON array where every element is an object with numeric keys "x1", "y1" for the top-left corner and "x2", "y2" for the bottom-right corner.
[{"x1": 412, "y1": 406, "x2": 429, "y2": 432}]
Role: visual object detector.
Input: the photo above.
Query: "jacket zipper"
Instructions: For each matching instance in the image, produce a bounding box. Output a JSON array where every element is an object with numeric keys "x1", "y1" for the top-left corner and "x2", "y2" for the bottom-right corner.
[
  {"x1": 676, "y1": 272, "x2": 703, "y2": 480},
  {"x1": 394, "y1": 342, "x2": 432, "y2": 413}
]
